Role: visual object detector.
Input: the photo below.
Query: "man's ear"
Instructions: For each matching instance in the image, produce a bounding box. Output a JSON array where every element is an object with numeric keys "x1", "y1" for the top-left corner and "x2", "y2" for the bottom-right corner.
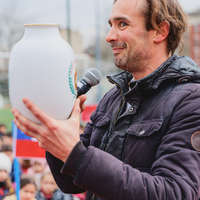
[{"x1": 153, "y1": 21, "x2": 170, "y2": 43}]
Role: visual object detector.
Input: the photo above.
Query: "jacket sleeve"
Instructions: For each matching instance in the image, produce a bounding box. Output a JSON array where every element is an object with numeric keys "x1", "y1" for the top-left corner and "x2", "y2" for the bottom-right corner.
[
  {"x1": 60, "y1": 88, "x2": 200, "y2": 200},
  {"x1": 46, "y1": 120, "x2": 94, "y2": 194}
]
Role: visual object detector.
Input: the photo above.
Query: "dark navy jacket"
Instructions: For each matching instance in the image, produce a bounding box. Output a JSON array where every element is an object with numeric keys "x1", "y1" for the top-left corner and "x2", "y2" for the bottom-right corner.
[{"x1": 46, "y1": 55, "x2": 200, "y2": 200}]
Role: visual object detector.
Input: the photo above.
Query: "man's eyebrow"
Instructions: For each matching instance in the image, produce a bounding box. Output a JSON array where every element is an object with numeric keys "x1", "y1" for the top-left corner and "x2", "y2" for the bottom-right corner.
[{"x1": 108, "y1": 17, "x2": 129, "y2": 25}]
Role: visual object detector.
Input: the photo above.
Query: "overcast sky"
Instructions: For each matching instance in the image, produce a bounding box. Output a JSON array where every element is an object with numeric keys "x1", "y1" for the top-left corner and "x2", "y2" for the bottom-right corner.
[
  {"x1": 0, "y1": 0, "x2": 199, "y2": 46},
  {"x1": 0, "y1": 0, "x2": 199, "y2": 28},
  {"x1": 179, "y1": 0, "x2": 200, "y2": 12}
]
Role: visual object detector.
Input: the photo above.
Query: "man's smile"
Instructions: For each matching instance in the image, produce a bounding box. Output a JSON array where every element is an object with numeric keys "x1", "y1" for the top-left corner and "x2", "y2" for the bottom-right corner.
[{"x1": 112, "y1": 47, "x2": 125, "y2": 55}]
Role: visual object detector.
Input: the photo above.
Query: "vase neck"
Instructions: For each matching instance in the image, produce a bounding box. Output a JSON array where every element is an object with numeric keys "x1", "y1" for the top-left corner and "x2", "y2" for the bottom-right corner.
[{"x1": 23, "y1": 24, "x2": 60, "y2": 40}]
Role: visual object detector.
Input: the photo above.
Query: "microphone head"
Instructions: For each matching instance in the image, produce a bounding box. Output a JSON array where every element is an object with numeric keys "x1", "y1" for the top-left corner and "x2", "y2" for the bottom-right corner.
[{"x1": 82, "y1": 68, "x2": 102, "y2": 86}]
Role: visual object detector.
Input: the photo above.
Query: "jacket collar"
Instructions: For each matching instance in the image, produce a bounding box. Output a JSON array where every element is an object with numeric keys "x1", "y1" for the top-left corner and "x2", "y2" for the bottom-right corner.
[{"x1": 107, "y1": 55, "x2": 200, "y2": 95}]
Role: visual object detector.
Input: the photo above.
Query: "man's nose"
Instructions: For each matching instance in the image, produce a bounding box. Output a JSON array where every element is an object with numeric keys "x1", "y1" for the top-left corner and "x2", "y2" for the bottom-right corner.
[{"x1": 106, "y1": 28, "x2": 118, "y2": 43}]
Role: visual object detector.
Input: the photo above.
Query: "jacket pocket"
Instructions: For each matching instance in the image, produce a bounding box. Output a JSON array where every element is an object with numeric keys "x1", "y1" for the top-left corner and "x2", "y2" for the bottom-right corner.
[
  {"x1": 124, "y1": 119, "x2": 163, "y2": 169},
  {"x1": 127, "y1": 119, "x2": 163, "y2": 137}
]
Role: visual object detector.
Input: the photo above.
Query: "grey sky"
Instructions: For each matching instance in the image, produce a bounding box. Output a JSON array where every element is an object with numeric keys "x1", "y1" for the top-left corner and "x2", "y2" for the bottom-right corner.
[
  {"x1": 1, "y1": 0, "x2": 199, "y2": 28},
  {"x1": 179, "y1": 0, "x2": 200, "y2": 12},
  {"x1": 0, "y1": 0, "x2": 199, "y2": 46}
]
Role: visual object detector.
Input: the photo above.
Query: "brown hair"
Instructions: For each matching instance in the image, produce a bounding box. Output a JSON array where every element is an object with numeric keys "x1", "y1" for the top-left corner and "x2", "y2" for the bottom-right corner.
[
  {"x1": 20, "y1": 176, "x2": 37, "y2": 190},
  {"x1": 113, "y1": 0, "x2": 188, "y2": 54}
]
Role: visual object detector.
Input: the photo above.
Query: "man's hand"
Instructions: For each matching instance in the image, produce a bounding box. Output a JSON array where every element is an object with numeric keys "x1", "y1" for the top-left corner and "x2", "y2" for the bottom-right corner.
[
  {"x1": 79, "y1": 95, "x2": 87, "y2": 112},
  {"x1": 12, "y1": 96, "x2": 86, "y2": 162}
]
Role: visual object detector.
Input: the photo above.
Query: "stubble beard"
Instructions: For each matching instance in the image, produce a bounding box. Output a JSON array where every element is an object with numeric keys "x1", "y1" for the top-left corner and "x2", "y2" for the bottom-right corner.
[
  {"x1": 114, "y1": 53, "x2": 129, "y2": 71},
  {"x1": 114, "y1": 48, "x2": 151, "y2": 73}
]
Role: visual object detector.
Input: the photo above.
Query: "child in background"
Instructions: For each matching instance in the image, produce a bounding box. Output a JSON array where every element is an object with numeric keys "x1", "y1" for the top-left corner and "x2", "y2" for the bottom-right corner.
[
  {"x1": 1, "y1": 133, "x2": 12, "y2": 147},
  {"x1": 0, "y1": 153, "x2": 13, "y2": 200},
  {"x1": 4, "y1": 176, "x2": 37, "y2": 200},
  {"x1": 0, "y1": 124, "x2": 7, "y2": 136},
  {"x1": 27, "y1": 159, "x2": 46, "y2": 189},
  {"x1": 0, "y1": 145, "x2": 13, "y2": 163},
  {"x1": 36, "y1": 171, "x2": 78, "y2": 200},
  {"x1": 0, "y1": 145, "x2": 14, "y2": 184},
  {"x1": 19, "y1": 159, "x2": 32, "y2": 174}
]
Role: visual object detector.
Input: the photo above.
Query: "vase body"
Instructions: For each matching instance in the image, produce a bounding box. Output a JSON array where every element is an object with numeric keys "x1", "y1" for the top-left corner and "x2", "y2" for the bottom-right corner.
[{"x1": 9, "y1": 24, "x2": 77, "y2": 122}]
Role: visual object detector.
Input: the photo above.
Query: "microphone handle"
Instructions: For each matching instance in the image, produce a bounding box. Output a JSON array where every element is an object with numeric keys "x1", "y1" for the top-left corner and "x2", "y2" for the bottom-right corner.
[{"x1": 77, "y1": 80, "x2": 91, "y2": 97}]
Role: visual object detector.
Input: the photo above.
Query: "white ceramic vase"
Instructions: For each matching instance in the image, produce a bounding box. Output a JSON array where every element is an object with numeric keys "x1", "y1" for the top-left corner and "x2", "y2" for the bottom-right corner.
[{"x1": 9, "y1": 24, "x2": 77, "y2": 122}]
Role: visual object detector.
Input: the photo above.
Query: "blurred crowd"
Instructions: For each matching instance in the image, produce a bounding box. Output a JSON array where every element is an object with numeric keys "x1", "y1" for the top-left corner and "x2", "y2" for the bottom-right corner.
[{"x1": 0, "y1": 123, "x2": 86, "y2": 200}]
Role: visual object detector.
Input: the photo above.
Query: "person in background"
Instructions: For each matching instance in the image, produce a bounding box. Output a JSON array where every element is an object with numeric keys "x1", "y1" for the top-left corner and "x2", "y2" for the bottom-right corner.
[
  {"x1": 0, "y1": 153, "x2": 13, "y2": 200},
  {"x1": 0, "y1": 145, "x2": 14, "y2": 184},
  {"x1": 4, "y1": 176, "x2": 37, "y2": 200},
  {"x1": 0, "y1": 124, "x2": 6, "y2": 149},
  {"x1": 19, "y1": 159, "x2": 32, "y2": 175},
  {"x1": 36, "y1": 171, "x2": 78, "y2": 200},
  {"x1": 1, "y1": 133, "x2": 12, "y2": 147},
  {"x1": 0, "y1": 138, "x2": 3, "y2": 151},
  {"x1": 0, "y1": 145, "x2": 13, "y2": 163},
  {"x1": 27, "y1": 159, "x2": 46, "y2": 189},
  {"x1": 0, "y1": 124, "x2": 7, "y2": 137}
]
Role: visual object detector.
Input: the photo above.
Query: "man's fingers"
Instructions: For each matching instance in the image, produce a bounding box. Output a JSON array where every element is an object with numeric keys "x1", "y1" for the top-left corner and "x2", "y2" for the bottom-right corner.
[
  {"x1": 14, "y1": 119, "x2": 27, "y2": 134},
  {"x1": 78, "y1": 95, "x2": 87, "y2": 112},
  {"x1": 22, "y1": 98, "x2": 53, "y2": 127},
  {"x1": 13, "y1": 118, "x2": 40, "y2": 140},
  {"x1": 12, "y1": 108, "x2": 40, "y2": 134}
]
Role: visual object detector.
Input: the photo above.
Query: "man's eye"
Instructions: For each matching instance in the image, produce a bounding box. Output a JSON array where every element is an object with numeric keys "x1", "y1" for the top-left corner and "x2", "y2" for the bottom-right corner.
[{"x1": 119, "y1": 22, "x2": 127, "y2": 28}]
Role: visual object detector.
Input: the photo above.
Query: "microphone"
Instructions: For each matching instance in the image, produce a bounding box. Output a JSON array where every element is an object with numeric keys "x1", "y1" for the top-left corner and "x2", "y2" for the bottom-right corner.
[{"x1": 77, "y1": 68, "x2": 102, "y2": 97}]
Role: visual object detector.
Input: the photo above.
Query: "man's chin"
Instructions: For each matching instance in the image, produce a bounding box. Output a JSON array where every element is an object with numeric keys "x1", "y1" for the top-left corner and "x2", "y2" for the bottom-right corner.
[
  {"x1": 114, "y1": 61, "x2": 127, "y2": 71},
  {"x1": 114, "y1": 55, "x2": 124, "y2": 64}
]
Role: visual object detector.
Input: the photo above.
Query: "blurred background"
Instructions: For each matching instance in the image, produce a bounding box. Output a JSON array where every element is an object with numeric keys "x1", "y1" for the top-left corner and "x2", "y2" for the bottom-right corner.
[{"x1": 0, "y1": 0, "x2": 199, "y2": 130}]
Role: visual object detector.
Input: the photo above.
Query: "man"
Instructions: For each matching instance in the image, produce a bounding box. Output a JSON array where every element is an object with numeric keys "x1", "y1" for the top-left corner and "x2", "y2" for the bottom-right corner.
[{"x1": 12, "y1": 0, "x2": 200, "y2": 199}]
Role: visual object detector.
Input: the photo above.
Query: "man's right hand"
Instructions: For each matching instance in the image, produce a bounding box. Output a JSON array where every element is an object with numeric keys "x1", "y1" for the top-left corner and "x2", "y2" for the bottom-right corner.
[
  {"x1": 78, "y1": 94, "x2": 87, "y2": 113},
  {"x1": 12, "y1": 95, "x2": 86, "y2": 163}
]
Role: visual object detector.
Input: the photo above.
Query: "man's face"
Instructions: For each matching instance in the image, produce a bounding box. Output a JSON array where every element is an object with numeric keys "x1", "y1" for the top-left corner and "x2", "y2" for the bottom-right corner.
[{"x1": 106, "y1": 0, "x2": 154, "y2": 73}]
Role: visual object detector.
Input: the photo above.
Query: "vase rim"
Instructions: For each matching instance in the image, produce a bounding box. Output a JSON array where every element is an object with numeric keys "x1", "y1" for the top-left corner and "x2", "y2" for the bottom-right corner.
[{"x1": 24, "y1": 24, "x2": 59, "y2": 27}]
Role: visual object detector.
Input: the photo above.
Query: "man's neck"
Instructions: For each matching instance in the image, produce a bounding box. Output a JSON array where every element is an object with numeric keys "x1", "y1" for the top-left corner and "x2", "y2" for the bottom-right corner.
[{"x1": 133, "y1": 53, "x2": 170, "y2": 80}]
